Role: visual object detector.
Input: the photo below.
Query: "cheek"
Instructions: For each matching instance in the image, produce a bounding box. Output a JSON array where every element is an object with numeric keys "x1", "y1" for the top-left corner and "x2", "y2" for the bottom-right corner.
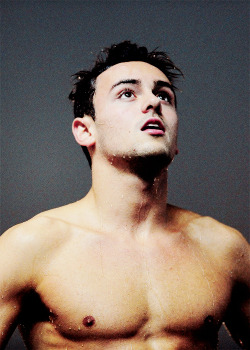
[
  {"x1": 166, "y1": 112, "x2": 178, "y2": 138},
  {"x1": 94, "y1": 108, "x2": 114, "y2": 130},
  {"x1": 95, "y1": 106, "x2": 131, "y2": 132},
  {"x1": 169, "y1": 110, "x2": 178, "y2": 127}
]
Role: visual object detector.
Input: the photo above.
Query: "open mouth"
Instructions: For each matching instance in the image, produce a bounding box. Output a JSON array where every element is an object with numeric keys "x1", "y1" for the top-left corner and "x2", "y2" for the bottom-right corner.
[{"x1": 141, "y1": 118, "x2": 165, "y2": 135}]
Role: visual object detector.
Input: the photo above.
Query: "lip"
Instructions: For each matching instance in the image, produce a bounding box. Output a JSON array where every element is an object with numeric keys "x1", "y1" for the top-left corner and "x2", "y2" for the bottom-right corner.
[{"x1": 141, "y1": 118, "x2": 165, "y2": 135}]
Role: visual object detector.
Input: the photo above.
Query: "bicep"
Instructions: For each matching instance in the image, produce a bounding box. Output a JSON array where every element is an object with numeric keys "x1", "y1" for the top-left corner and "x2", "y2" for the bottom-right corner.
[{"x1": 0, "y1": 227, "x2": 36, "y2": 348}]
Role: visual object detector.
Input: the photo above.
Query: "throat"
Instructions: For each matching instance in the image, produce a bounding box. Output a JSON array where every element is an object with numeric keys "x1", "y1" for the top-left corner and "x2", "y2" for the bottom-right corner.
[
  {"x1": 127, "y1": 154, "x2": 171, "y2": 182},
  {"x1": 89, "y1": 162, "x2": 169, "y2": 233}
]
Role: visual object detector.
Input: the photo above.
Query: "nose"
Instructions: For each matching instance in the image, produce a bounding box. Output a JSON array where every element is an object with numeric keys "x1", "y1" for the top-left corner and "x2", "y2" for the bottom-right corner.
[{"x1": 141, "y1": 93, "x2": 161, "y2": 114}]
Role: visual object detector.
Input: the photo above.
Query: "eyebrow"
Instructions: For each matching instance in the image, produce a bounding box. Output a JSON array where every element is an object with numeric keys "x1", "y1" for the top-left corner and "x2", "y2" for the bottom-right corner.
[
  {"x1": 110, "y1": 79, "x2": 141, "y2": 91},
  {"x1": 110, "y1": 79, "x2": 174, "y2": 93},
  {"x1": 154, "y1": 80, "x2": 175, "y2": 94}
]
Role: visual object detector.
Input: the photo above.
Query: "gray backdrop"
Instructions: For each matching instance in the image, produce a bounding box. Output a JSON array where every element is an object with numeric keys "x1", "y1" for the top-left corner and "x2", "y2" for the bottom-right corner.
[{"x1": 1, "y1": 0, "x2": 249, "y2": 349}]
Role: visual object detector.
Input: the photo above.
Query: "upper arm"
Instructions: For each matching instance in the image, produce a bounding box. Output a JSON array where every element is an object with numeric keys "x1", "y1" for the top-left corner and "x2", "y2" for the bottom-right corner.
[
  {"x1": 0, "y1": 225, "x2": 37, "y2": 348},
  {"x1": 0, "y1": 215, "x2": 66, "y2": 348},
  {"x1": 224, "y1": 234, "x2": 250, "y2": 349}
]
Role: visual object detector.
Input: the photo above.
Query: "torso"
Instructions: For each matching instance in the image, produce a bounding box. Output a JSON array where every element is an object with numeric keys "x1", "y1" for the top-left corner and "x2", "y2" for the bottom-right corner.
[{"x1": 18, "y1": 206, "x2": 236, "y2": 349}]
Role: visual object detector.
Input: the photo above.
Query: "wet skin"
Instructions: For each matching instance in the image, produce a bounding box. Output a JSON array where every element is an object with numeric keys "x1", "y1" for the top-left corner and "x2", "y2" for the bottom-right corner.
[
  {"x1": 0, "y1": 204, "x2": 249, "y2": 350},
  {"x1": 1, "y1": 62, "x2": 249, "y2": 349}
]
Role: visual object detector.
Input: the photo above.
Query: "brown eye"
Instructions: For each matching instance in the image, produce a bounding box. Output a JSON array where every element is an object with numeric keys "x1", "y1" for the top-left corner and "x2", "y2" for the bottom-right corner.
[
  {"x1": 123, "y1": 91, "x2": 133, "y2": 98},
  {"x1": 119, "y1": 89, "x2": 136, "y2": 99}
]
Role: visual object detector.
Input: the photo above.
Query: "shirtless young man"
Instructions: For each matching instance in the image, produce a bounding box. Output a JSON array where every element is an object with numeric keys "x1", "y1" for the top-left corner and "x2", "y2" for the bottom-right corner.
[{"x1": 0, "y1": 41, "x2": 249, "y2": 350}]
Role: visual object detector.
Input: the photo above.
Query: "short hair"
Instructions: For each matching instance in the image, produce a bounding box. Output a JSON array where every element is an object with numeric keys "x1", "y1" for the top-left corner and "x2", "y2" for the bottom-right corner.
[{"x1": 69, "y1": 40, "x2": 183, "y2": 165}]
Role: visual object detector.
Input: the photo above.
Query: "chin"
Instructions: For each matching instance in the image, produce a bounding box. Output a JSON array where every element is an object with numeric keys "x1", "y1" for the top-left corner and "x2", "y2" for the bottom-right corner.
[
  {"x1": 124, "y1": 149, "x2": 174, "y2": 179},
  {"x1": 130, "y1": 143, "x2": 174, "y2": 160}
]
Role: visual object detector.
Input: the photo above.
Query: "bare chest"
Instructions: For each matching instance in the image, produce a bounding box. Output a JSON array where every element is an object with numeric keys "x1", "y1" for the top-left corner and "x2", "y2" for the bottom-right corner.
[{"x1": 35, "y1": 235, "x2": 232, "y2": 341}]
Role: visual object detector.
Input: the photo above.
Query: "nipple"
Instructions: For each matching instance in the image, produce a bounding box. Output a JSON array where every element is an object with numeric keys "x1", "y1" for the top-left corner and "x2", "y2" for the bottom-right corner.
[{"x1": 83, "y1": 315, "x2": 95, "y2": 327}]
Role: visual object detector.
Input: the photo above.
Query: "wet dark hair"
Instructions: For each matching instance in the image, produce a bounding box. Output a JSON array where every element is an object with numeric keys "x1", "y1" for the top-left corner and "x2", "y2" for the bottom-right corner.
[{"x1": 69, "y1": 40, "x2": 183, "y2": 165}]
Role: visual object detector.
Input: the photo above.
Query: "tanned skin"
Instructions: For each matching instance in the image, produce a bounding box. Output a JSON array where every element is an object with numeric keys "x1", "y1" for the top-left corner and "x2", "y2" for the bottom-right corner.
[{"x1": 0, "y1": 62, "x2": 249, "y2": 350}]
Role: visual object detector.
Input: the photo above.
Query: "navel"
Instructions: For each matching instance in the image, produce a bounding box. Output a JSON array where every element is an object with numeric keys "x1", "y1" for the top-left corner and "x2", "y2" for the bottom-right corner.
[{"x1": 83, "y1": 315, "x2": 95, "y2": 327}]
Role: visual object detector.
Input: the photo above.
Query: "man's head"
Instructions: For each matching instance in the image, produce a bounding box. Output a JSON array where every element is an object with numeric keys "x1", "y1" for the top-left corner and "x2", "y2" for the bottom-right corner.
[{"x1": 69, "y1": 41, "x2": 183, "y2": 166}]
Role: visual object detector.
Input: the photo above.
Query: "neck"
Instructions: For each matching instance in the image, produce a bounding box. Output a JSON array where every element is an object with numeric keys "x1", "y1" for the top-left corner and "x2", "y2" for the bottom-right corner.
[{"x1": 86, "y1": 156, "x2": 170, "y2": 237}]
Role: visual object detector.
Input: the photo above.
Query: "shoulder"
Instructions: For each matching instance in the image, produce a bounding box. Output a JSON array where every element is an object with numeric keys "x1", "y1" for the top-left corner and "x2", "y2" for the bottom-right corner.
[
  {"x1": 0, "y1": 203, "x2": 93, "y2": 292},
  {"x1": 1, "y1": 212, "x2": 69, "y2": 246},
  {"x1": 170, "y1": 204, "x2": 248, "y2": 251},
  {"x1": 0, "y1": 216, "x2": 57, "y2": 293},
  {"x1": 169, "y1": 205, "x2": 249, "y2": 282},
  {"x1": 188, "y1": 215, "x2": 249, "y2": 284},
  {"x1": 0, "y1": 209, "x2": 75, "y2": 269},
  {"x1": 189, "y1": 215, "x2": 248, "y2": 250},
  {"x1": 0, "y1": 198, "x2": 94, "y2": 259},
  {"x1": 0, "y1": 211, "x2": 77, "y2": 292}
]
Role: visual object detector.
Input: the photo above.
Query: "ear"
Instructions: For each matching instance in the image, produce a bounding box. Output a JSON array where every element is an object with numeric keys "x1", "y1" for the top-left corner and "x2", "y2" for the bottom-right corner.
[{"x1": 72, "y1": 116, "x2": 96, "y2": 147}]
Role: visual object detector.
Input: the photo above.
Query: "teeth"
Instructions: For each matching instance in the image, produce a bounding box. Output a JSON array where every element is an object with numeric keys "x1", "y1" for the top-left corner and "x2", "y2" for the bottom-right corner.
[
  {"x1": 145, "y1": 123, "x2": 161, "y2": 129},
  {"x1": 142, "y1": 121, "x2": 164, "y2": 131}
]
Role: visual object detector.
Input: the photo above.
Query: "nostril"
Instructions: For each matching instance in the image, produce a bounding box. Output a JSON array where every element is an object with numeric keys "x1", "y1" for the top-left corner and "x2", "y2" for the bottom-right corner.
[
  {"x1": 142, "y1": 104, "x2": 154, "y2": 113},
  {"x1": 145, "y1": 104, "x2": 154, "y2": 112}
]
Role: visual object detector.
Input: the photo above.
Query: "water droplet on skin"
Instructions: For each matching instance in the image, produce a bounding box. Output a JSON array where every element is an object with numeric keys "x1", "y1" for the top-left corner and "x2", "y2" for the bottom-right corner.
[
  {"x1": 1, "y1": 295, "x2": 4, "y2": 299},
  {"x1": 78, "y1": 326, "x2": 81, "y2": 330}
]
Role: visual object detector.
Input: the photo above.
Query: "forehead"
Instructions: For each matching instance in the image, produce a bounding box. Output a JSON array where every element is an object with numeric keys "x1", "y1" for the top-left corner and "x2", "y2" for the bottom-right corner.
[{"x1": 95, "y1": 61, "x2": 170, "y2": 91}]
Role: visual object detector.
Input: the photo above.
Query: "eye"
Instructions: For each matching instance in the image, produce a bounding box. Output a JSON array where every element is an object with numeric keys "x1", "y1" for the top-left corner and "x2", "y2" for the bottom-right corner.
[
  {"x1": 156, "y1": 91, "x2": 172, "y2": 103},
  {"x1": 118, "y1": 89, "x2": 136, "y2": 99}
]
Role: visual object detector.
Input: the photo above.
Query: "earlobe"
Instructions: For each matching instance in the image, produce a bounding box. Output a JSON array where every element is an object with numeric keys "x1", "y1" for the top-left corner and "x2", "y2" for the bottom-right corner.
[{"x1": 72, "y1": 117, "x2": 96, "y2": 147}]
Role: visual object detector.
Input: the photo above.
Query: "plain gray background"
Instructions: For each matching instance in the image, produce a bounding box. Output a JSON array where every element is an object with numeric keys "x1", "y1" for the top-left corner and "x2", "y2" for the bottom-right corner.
[{"x1": 1, "y1": 0, "x2": 249, "y2": 349}]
